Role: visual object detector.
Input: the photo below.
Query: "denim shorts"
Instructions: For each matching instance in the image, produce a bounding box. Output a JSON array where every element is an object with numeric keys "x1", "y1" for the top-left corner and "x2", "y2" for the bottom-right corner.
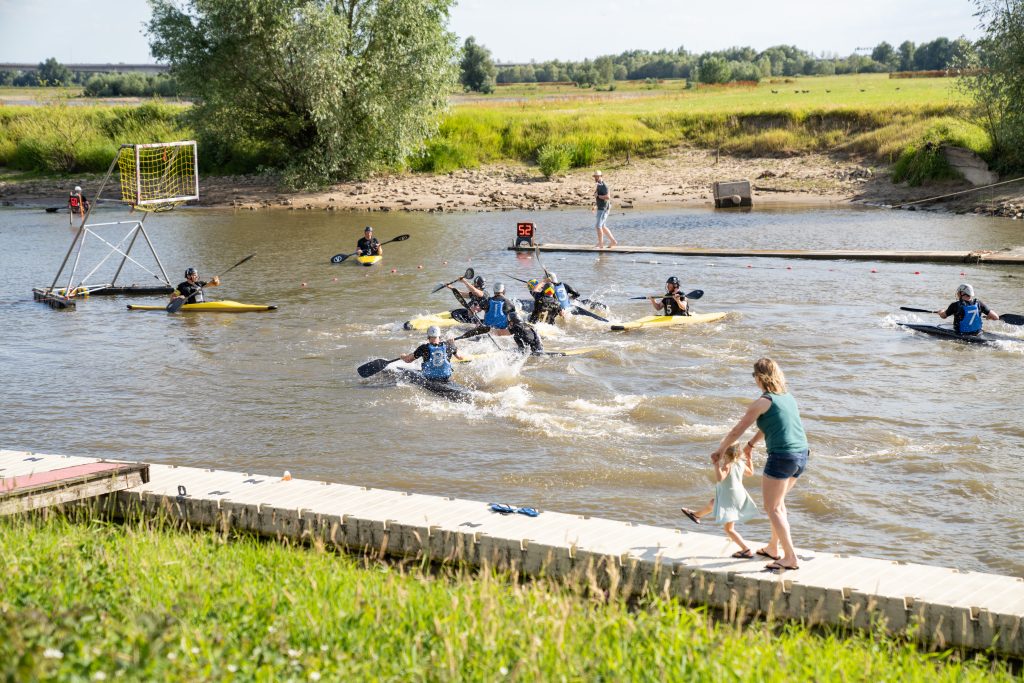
[
  {"x1": 595, "y1": 206, "x2": 610, "y2": 228},
  {"x1": 763, "y1": 449, "x2": 809, "y2": 480}
]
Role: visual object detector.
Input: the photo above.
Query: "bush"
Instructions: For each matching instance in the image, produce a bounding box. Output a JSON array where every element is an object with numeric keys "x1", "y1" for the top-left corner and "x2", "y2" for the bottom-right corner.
[
  {"x1": 569, "y1": 138, "x2": 598, "y2": 167},
  {"x1": 537, "y1": 143, "x2": 571, "y2": 178}
]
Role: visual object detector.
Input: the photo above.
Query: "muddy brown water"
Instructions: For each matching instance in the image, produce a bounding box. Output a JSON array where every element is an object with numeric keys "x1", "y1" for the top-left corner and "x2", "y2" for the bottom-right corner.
[{"x1": 1, "y1": 204, "x2": 1022, "y2": 576}]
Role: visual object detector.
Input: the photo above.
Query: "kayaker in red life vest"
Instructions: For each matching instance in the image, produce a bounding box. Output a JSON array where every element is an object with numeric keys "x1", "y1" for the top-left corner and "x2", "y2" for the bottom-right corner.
[
  {"x1": 650, "y1": 276, "x2": 689, "y2": 316},
  {"x1": 935, "y1": 283, "x2": 999, "y2": 335},
  {"x1": 356, "y1": 226, "x2": 382, "y2": 256},
  {"x1": 172, "y1": 267, "x2": 221, "y2": 305},
  {"x1": 68, "y1": 185, "x2": 90, "y2": 216}
]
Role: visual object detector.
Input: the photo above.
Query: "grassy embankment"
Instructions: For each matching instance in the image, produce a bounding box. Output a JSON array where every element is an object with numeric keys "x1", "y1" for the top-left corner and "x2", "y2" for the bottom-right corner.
[
  {"x1": 0, "y1": 74, "x2": 990, "y2": 185},
  {"x1": 1, "y1": 513, "x2": 1016, "y2": 680}
]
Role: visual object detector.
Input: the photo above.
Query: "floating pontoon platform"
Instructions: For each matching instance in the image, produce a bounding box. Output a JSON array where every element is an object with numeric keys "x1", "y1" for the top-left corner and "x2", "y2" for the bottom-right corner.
[
  {"x1": 0, "y1": 454, "x2": 149, "y2": 515},
  {"x1": 3, "y1": 448, "x2": 1022, "y2": 657},
  {"x1": 509, "y1": 243, "x2": 1024, "y2": 265}
]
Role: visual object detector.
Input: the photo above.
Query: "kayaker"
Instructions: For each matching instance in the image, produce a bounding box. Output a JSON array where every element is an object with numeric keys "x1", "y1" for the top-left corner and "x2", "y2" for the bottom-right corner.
[
  {"x1": 400, "y1": 325, "x2": 465, "y2": 382},
  {"x1": 544, "y1": 272, "x2": 580, "y2": 311},
  {"x1": 527, "y1": 278, "x2": 561, "y2": 324},
  {"x1": 449, "y1": 274, "x2": 489, "y2": 312},
  {"x1": 356, "y1": 226, "x2": 382, "y2": 256},
  {"x1": 936, "y1": 284, "x2": 999, "y2": 335},
  {"x1": 68, "y1": 185, "x2": 90, "y2": 216},
  {"x1": 467, "y1": 283, "x2": 543, "y2": 352},
  {"x1": 649, "y1": 276, "x2": 689, "y2": 316},
  {"x1": 173, "y1": 267, "x2": 220, "y2": 305}
]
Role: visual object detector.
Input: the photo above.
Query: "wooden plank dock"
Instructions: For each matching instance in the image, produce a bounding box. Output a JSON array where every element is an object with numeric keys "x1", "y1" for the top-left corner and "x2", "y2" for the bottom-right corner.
[
  {"x1": 2, "y1": 448, "x2": 1022, "y2": 656},
  {"x1": 0, "y1": 454, "x2": 149, "y2": 514},
  {"x1": 510, "y1": 243, "x2": 1024, "y2": 265}
]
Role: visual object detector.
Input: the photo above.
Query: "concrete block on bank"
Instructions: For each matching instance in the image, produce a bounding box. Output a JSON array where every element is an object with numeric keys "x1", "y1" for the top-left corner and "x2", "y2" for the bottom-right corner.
[{"x1": 713, "y1": 180, "x2": 752, "y2": 208}]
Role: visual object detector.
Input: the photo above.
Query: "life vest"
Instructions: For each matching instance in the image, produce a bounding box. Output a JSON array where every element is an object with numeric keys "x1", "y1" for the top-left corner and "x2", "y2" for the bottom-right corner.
[
  {"x1": 662, "y1": 294, "x2": 688, "y2": 316},
  {"x1": 422, "y1": 342, "x2": 452, "y2": 379},
  {"x1": 553, "y1": 283, "x2": 571, "y2": 310},
  {"x1": 483, "y1": 296, "x2": 510, "y2": 329},
  {"x1": 68, "y1": 193, "x2": 81, "y2": 210},
  {"x1": 956, "y1": 300, "x2": 982, "y2": 334}
]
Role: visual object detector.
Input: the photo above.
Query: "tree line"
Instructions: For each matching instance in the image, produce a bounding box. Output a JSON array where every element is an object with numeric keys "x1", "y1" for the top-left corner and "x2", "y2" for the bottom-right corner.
[
  {"x1": 460, "y1": 38, "x2": 970, "y2": 92},
  {"x1": 0, "y1": 57, "x2": 179, "y2": 97}
]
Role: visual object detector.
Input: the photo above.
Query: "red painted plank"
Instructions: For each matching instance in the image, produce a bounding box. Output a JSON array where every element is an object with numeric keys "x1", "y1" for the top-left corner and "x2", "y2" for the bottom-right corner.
[{"x1": 0, "y1": 462, "x2": 130, "y2": 493}]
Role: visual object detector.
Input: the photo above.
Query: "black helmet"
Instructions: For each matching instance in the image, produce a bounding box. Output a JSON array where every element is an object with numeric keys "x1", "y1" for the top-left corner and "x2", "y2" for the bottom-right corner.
[
  {"x1": 666, "y1": 276, "x2": 680, "y2": 286},
  {"x1": 185, "y1": 267, "x2": 198, "y2": 278},
  {"x1": 473, "y1": 275, "x2": 486, "y2": 288}
]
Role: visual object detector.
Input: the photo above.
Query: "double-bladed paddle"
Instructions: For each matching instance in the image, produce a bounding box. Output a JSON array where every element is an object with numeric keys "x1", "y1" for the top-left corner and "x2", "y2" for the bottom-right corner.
[
  {"x1": 504, "y1": 267, "x2": 610, "y2": 323},
  {"x1": 431, "y1": 267, "x2": 474, "y2": 294},
  {"x1": 330, "y1": 234, "x2": 410, "y2": 264},
  {"x1": 357, "y1": 328, "x2": 486, "y2": 378},
  {"x1": 630, "y1": 289, "x2": 704, "y2": 300},
  {"x1": 900, "y1": 306, "x2": 1024, "y2": 326},
  {"x1": 166, "y1": 253, "x2": 257, "y2": 313}
]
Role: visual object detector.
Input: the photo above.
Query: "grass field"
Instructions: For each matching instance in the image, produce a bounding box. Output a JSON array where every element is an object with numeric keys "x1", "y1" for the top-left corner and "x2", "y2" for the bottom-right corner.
[
  {"x1": 0, "y1": 74, "x2": 987, "y2": 182},
  {"x1": 1, "y1": 513, "x2": 1016, "y2": 681}
]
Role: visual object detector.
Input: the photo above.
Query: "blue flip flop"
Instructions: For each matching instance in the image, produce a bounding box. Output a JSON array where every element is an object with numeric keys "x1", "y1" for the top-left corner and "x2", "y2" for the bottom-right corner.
[
  {"x1": 489, "y1": 503, "x2": 515, "y2": 515},
  {"x1": 515, "y1": 506, "x2": 539, "y2": 517}
]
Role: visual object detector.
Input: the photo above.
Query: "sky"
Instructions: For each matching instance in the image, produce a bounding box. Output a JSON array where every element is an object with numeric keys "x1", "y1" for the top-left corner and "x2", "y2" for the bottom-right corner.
[{"x1": 0, "y1": 0, "x2": 983, "y2": 65}]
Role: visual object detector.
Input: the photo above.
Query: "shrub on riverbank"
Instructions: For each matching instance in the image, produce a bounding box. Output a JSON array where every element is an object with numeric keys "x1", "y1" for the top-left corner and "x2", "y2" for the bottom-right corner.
[{"x1": 0, "y1": 513, "x2": 1015, "y2": 680}]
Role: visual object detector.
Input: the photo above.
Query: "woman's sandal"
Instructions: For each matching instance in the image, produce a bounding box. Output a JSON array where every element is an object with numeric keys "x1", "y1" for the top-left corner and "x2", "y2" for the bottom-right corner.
[
  {"x1": 755, "y1": 548, "x2": 780, "y2": 561},
  {"x1": 764, "y1": 561, "x2": 799, "y2": 572},
  {"x1": 732, "y1": 548, "x2": 754, "y2": 559}
]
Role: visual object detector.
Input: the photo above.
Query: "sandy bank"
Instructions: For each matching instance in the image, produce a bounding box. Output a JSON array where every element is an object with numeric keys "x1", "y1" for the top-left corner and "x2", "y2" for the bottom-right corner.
[{"x1": 2, "y1": 149, "x2": 1023, "y2": 217}]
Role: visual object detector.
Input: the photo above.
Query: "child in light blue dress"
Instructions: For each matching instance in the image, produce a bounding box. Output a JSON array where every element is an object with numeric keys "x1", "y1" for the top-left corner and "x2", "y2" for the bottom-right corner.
[{"x1": 681, "y1": 443, "x2": 759, "y2": 558}]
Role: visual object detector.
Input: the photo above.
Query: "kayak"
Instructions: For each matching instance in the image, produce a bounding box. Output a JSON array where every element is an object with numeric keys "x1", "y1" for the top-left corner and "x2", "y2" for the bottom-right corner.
[
  {"x1": 357, "y1": 255, "x2": 382, "y2": 267},
  {"x1": 395, "y1": 369, "x2": 473, "y2": 402},
  {"x1": 610, "y1": 312, "x2": 728, "y2": 331},
  {"x1": 405, "y1": 311, "x2": 462, "y2": 331},
  {"x1": 456, "y1": 346, "x2": 598, "y2": 362},
  {"x1": 898, "y1": 323, "x2": 1021, "y2": 346},
  {"x1": 127, "y1": 300, "x2": 277, "y2": 312}
]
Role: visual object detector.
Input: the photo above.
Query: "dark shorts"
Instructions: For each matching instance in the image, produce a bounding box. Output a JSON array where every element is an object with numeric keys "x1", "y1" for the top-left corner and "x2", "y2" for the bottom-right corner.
[{"x1": 764, "y1": 449, "x2": 808, "y2": 480}]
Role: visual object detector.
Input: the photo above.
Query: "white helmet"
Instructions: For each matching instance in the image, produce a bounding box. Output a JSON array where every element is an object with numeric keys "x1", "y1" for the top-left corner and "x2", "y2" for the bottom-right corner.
[
  {"x1": 74, "y1": 186, "x2": 82, "y2": 192},
  {"x1": 547, "y1": 272, "x2": 558, "y2": 283},
  {"x1": 957, "y1": 283, "x2": 975, "y2": 298},
  {"x1": 493, "y1": 282, "x2": 505, "y2": 295},
  {"x1": 426, "y1": 325, "x2": 441, "y2": 338}
]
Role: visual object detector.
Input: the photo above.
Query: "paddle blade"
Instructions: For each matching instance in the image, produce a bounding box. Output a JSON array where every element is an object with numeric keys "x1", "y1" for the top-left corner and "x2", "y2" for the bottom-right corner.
[
  {"x1": 900, "y1": 306, "x2": 934, "y2": 313},
  {"x1": 166, "y1": 296, "x2": 186, "y2": 313},
  {"x1": 357, "y1": 357, "x2": 397, "y2": 378},
  {"x1": 999, "y1": 313, "x2": 1024, "y2": 326},
  {"x1": 331, "y1": 253, "x2": 351, "y2": 264},
  {"x1": 430, "y1": 282, "x2": 447, "y2": 294},
  {"x1": 464, "y1": 267, "x2": 474, "y2": 279},
  {"x1": 686, "y1": 289, "x2": 704, "y2": 300},
  {"x1": 571, "y1": 305, "x2": 609, "y2": 323}
]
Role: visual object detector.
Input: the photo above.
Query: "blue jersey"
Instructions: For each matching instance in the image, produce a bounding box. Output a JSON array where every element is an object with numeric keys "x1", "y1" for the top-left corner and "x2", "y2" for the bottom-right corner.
[
  {"x1": 553, "y1": 283, "x2": 571, "y2": 310},
  {"x1": 420, "y1": 342, "x2": 453, "y2": 379},
  {"x1": 483, "y1": 296, "x2": 511, "y2": 329},
  {"x1": 956, "y1": 301, "x2": 982, "y2": 334}
]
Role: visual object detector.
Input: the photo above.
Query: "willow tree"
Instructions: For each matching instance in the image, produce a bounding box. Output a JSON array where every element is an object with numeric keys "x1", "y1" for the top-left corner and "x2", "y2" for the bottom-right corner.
[
  {"x1": 148, "y1": 0, "x2": 458, "y2": 186},
  {"x1": 960, "y1": 0, "x2": 1024, "y2": 173}
]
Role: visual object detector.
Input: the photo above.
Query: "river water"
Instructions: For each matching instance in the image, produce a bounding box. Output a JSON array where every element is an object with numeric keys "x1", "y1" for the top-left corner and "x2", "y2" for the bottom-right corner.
[{"x1": 1, "y1": 204, "x2": 1022, "y2": 576}]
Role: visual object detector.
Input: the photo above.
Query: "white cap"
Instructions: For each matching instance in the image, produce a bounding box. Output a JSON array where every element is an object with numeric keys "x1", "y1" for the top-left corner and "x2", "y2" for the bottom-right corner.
[
  {"x1": 74, "y1": 186, "x2": 82, "y2": 192},
  {"x1": 427, "y1": 325, "x2": 441, "y2": 338},
  {"x1": 957, "y1": 283, "x2": 974, "y2": 298},
  {"x1": 593, "y1": 170, "x2": 602, "y2": 177},
  {"x1": 493, "y1": 282, "x2": 505, "y2": 295}
]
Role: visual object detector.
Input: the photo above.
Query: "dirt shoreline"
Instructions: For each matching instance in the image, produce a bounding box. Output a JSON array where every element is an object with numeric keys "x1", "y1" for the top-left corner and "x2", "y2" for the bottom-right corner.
[{"x1": 2, "y1": 149, "x2": 1023, "y2": 218}]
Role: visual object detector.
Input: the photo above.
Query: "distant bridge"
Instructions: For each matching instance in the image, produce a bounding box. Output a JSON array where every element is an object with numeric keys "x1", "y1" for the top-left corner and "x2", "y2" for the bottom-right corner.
[{"x1": 0, "y1": 63, "x2": 169, "y2": 74}]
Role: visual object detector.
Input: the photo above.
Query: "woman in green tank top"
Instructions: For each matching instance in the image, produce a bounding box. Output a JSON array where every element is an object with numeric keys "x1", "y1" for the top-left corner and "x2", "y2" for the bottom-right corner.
[{"x1": 710, "y1": 358, "x2": 808, "y2": 572}]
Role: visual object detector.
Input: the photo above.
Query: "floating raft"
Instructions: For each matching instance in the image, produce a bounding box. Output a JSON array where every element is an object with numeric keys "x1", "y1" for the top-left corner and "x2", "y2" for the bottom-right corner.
[
  {"x1": 3, "y1": 448, "x2": 1023, "y2": 657},
  {"x1": 509, "y1": 243, "x2": 1024, "y2": 265},
  {"x1": 33, "y1": 284, "x2": 175, "y2": 309}
]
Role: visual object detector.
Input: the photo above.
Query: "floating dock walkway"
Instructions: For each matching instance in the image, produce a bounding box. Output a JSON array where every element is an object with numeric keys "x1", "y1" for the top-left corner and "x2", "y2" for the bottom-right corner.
[
  {"x1": 510, "y1": 243, "x2": 1024, "y2": 265},
  {"x1": 2, "y1": 448, "x2": 1022, "y2": 657}
]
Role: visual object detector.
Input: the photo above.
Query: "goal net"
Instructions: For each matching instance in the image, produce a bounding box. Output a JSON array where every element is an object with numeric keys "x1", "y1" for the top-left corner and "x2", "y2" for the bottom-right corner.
[{"x1": 116, "y1": 141, "x2": 199, "y2": 211}]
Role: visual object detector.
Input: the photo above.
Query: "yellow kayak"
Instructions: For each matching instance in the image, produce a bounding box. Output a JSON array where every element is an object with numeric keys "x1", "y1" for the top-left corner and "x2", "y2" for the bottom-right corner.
[
  {"x1": 610, "y1": 312, "x2": 727, "y2": 331},
  {"x1": 404, "y1": 311, "x2": 463, "y2": 331},
  {"x1": 127, "y1": 300, "x2": 278, "y2": 312},
  {"x1": 357, "y1": 254, "x2": 382, "y2": 267}
]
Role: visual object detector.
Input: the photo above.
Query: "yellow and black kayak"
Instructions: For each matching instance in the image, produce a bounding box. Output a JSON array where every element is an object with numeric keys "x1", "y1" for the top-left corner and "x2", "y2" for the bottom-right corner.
[
  {"x1": 127, "y1": 300, "x2": 277, "y2": 312},
  {"x1": 356, "y1": 255, "x2": 382, "y2": 267},
  {"x1": 610, "y1": 312, "x2": 727, "y2": 331}
]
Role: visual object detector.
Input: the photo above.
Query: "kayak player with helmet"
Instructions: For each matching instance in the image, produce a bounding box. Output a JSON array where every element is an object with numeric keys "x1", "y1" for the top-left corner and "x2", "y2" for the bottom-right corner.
[
  {"x1": 356, "y1": 226, "x2": 382, "y2": 256},
  {"x1": 173, "y1": 267, "x2": 221, "y2": 304},
  {"x1": 401, "y1": 326, "x2": 466, "y2": 382},
  {"x1": 448, "y1": 274, "x2": 489, "y2": 313},
  {"x1": 68, "y1": 185, "x2": 90, "y2": 217},
  {"x1": 467, "y1": 283, "x2": 544, "y2": 353},
  {"x1": 936, "y1": 284, "x2": 999, "y2": 335},
  {"x1": 544, "y1": 272, "x2": 580, "y2": 311},
  {"x1": 649, "y1": 276, "x2": 689, "y2": 316},
  {"x1": 527, "y1": 277, "x2": 562, "y2": 324}
]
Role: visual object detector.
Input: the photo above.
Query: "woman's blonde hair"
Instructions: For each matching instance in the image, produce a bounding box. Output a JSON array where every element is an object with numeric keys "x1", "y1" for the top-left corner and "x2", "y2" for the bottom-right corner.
[
  {"x1": 753, "y1": 357, "x2": 787, "y2": 394},
  {"x1": 721, "y1": 443, "x2": 743, "y2": 465}
]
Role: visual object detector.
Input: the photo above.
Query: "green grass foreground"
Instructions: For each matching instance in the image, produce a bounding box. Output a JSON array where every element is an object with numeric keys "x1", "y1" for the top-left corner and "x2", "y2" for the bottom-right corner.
[
  {"x1": 0, "y1": 514, "x2": 1016, "y2": 681},
  {"x1": 0, "y1": 74, "x2": 992, "y2": 181}
]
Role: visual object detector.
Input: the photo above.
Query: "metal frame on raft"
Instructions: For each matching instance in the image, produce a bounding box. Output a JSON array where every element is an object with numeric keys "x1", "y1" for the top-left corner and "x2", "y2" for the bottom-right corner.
[{"x1": 33, "y1": 141, "x2": 199, "y2": 310}]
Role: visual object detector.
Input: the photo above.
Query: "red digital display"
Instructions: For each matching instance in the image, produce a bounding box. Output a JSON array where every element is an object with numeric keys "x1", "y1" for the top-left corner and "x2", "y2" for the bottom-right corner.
[{"x1": 517, "y1": 222, "x2": 534, "y2": 237}]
